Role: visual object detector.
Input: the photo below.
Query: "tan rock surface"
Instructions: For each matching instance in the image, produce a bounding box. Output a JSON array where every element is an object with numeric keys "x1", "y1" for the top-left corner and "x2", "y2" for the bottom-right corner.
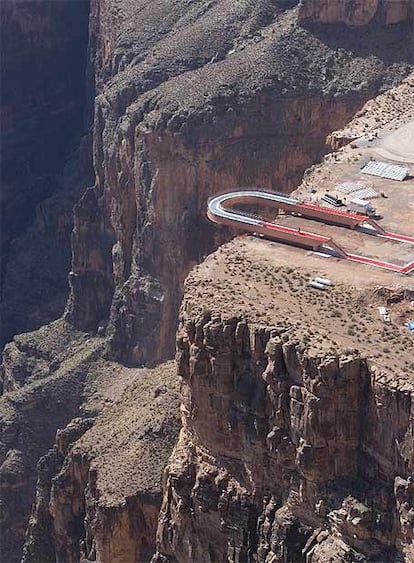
[
  {"x1": 152, "y1": 81, "x2": 414, "y2": 562},
  {"x1": 153, "y1": 245, "x2": 414, "y2": 561},
  {"x1": 1, "y1": 3, "x2": 414, "y2": 563},
  {"x1": 298, "y1": 0, "x2": 413, "y2": 26}
]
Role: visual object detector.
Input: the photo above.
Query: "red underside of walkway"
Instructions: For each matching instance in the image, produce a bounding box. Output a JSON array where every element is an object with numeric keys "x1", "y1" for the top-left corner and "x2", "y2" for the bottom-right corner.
[
  {"x1": 301, "y1": 202, "x2": 365, "y2": 222},
  {"x1": 384, "y1": 232, "x2": 414, "y2": 244},
  {"x1": 347, "y1": 255, "x2": 414, "y2": 274}
]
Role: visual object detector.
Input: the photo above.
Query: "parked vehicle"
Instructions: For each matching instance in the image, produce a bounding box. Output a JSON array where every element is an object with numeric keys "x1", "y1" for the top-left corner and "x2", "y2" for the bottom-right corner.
[
  {"x1": 308, "y1": 280, "x2": 327, "y2": 290},
  {"x1": 314, "y1": 277, "x2": 333, "y2": 286},
  {"x1": 348, "y1": 198, "x2": 376, "y2": 216},
  {"x1": 321, "y1": 193, "x2": 344, "y2": 207}
]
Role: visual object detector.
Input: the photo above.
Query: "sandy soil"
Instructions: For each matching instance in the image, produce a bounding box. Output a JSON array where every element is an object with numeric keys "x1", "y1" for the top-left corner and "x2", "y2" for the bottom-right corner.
[
  {"x1": 275, "y1": 214, "x2": 414, "y2": 266},
  {"x1": 291, "y1": 76, "x2": 414, "y2": 265},
  {"x1": 375, "y1": 121, "x2": 414, "y2": 164}
]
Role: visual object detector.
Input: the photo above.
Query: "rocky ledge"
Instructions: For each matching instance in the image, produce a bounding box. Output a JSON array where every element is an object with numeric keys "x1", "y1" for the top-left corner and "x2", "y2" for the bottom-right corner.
[
  {"x1": 298, "y1": 0, "x2": 413, "y2": 26},
  {"x1": 0, "y1": 320, "x2": 180, "y2": 563},
  {"x1": 152, "y1": 239, "x2": 414, "y2": 562},
  {"x1": 1, "y1": 2, "x2": 414, "y2": 562}
]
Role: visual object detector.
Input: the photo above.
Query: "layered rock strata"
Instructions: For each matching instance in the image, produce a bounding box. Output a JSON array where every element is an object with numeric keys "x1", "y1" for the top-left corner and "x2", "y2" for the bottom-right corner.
[
  {"x1": 0, "y1": 319, "x2": 180, "y2": 563},
  {"x1": 22, "y1": 363, "x2": 180, "y2": 563},
  {"x1": 1, "y1": 2, "x2": 414, "y2": 562}
]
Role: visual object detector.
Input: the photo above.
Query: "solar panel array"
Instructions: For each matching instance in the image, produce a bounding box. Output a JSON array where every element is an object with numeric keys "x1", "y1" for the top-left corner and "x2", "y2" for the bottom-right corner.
[
  {"x1": 336, "y1": 181, "x2": 379, "y2": 200},
  {"x1": 337, "y1": 181, "x2": 366, "y2": 194},
  {"x1": 361, "y1": 161, "x2": 409, "y2": 181}
]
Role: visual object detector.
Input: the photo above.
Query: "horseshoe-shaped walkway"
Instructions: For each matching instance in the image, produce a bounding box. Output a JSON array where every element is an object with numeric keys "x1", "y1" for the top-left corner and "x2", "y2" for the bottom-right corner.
[{"x1": 207, "y1": 190, "x2": 414, "y2": 274}]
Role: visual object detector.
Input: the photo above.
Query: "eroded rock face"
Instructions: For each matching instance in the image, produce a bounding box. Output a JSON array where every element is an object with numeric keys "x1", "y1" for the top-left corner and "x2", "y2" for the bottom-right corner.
[
  {"x1": 153, "y1": 313, "x2": 414, "y2": 561},
  {"x1": 298, "y1": 0, "x2": 413, "y2": 25},
  {"x1": 20, "y1": 361, "x2": 180, "y2": 563},
  {"x1": 0, "y1": 366, "x2": 92, "y2": 562},
  {"x1": 22, "y1": 418, "x2": 94, "y2": 563},
  {"x1": 70, "y1": 95, "x2": 369, "y2": 367}
]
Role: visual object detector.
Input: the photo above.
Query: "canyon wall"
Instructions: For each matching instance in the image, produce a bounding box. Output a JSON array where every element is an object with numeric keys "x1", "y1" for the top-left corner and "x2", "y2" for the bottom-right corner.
[
  {"x1": 298, "y1": 0, "x2": 413, "y2": 25},
  {"x1": 64, "y1": 0, "x2": 413, "y2": 366},
  {"x1": 21, "y1": 362, "x2": 180, "y2": 563},
  {"x1": 153, "y1": 311, "x2": 414, "y2": 562},
  {"x1": 0, "y1": 320, "x2": 107, "y2": 562},
  {"x1": 0, "y1": 317, "x2": 180, "y2": 563},
  {"x1": 0, "y1": 0, "x2": 91, "y2": 346},
  {"x1": 1, "y1": 2, "x2": 414, "y2": 561},
  {"x1": 67, "y1": 93, "x2": 369, "y2": 367}
]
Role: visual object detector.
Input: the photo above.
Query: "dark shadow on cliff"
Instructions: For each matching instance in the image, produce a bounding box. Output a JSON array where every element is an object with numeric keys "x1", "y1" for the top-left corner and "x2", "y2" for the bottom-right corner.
[{"x1": 0, "y1": 0, "x2": 92, "y2": 348}]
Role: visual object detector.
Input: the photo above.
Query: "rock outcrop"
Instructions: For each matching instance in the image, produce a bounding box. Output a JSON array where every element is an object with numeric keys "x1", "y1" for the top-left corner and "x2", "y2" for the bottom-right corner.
[
  {"x1": 1, "y1": 2, "x2": 414, "y2": 562},
  {"x1": 153, "y1": 309, "x2": 413, "y2": 561},
  {"x1": 298, "y1": 0, "x2": 413, "y2": 26},
  {"x1": 22, "y1": 363, "x2": 180, "y2": 563},
  {"x1": 0, "y1": 319, "x2": 180, "y2": 563}
]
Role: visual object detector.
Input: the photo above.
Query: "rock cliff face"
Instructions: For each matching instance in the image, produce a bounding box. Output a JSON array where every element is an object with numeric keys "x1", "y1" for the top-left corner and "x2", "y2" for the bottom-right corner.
[
  {"x1": 0, "y1": 321, "x2": 105, "y2": 562},
  {"x1": 0, "y1": 318, "x2": 180, "y2": 563},
  {"x1": 68, "y1": 94, "x2": 370, "y2": 367},
  {"x1": 153, "y1": 283, "x2": 414, "y2": 562},
  {"x1": 2, "y1": 2, "x2": 414, "y2": 562},
  {"x1": 0, "y1": 0, "x2": 91, "y2": 346},
  {"x1": 298, "y1": 0, "x2": 413, "y2": 25},
  {"x1": 22, "y1": 363, "x2": 180, "y2": 563},
  {"x1": 65, "y1": 0, "x2": 413, "y2": 367}
]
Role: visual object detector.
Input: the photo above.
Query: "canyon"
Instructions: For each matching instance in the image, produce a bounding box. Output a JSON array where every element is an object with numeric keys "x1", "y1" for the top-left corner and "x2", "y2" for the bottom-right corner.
[
  {"x1": 1, "y1": 1, "x2": 414, "y2": 562},
  {"x1": 0, "y1": 0, "x2": 92, "y2": 347}
]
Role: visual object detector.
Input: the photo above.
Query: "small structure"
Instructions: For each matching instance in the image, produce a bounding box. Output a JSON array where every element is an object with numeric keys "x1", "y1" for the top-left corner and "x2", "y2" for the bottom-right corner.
[
  {"x1": 337, "y1": 181, "x2": 367, "y2": 195},
  {"x1": 308, "y1": 280, "x2": 327, "y2": 290},
  {"x1": 314, "y1": 277, "x2": 333, "y2": 286},
  {"x1": 361, "y1": 161, "x2": 410, "y2": 181},
  {"x1": 406, "y1": 321, "x2": 414, "y2": 332},
  {"x1": 308, "y1": 277, "x2": 332, "y2": 290},
  {"x1": 378, "y1": 306, "x2": 391, "y2": 323},
  {"x1": 337, "y1": 182, "x2": 379, "y2": 201},
  {"x1": 352, "y1": 187, "x2": 379, "y2": 200}
]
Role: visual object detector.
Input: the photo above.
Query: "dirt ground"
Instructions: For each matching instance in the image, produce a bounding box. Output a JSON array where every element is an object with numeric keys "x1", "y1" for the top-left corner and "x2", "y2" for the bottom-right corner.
[
  {"x1": 262, "y1": 78, "x2": 414, "y2": 269},
  {"x1": 275, "y1": 214, "x2": 414, "y2": 266},
  {"x1": 186, "y1": 235, "x2": 414, "y2": 383},
  {"x1": 375, "y1": 121, "x2": 414, "y2": 164},
  {"x1": 296, "y1": 75, "x2": 414, "y2": 242},
  {"x1": 236, "y1": 83, "x2": 414, "y2": 271}
]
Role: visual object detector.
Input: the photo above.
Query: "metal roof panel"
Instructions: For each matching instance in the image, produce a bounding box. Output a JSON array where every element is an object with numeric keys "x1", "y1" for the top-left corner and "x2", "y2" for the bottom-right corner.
[{"x1": 361, "y1": 161, "x2": 409, "y2": 181}]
